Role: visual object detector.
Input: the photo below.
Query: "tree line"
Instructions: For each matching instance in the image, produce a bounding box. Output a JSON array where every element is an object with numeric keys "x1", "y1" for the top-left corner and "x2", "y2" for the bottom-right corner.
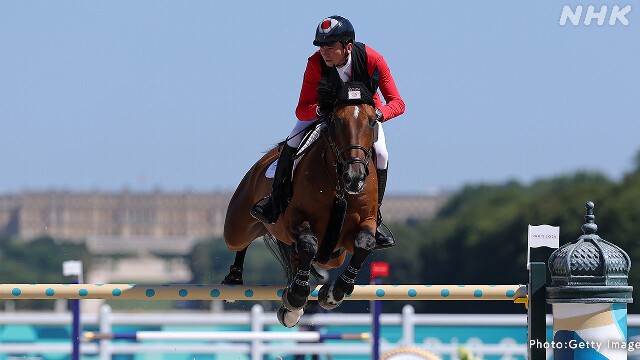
[{"x1": 191, "y1": 152, "x2": 640, "y2": 314}]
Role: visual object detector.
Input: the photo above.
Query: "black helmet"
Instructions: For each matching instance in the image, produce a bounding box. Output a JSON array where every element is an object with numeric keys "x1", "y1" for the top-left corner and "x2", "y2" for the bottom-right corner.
[{"x1": 313, "y1": 15, "x2": 355, "y2": 46}]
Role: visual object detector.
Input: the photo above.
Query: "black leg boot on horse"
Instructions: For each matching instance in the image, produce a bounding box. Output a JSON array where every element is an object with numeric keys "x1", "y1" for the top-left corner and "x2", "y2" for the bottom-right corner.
[
  {"x1": 374, "y1": 168, "x2": 395, "y2": 249},
  {"x1": 250, "y1": 144, "x2": 297, "y2": 224},
  {"x1": 278, "y1": 227, "x2": 318, "y2": 328},
  {"x1": 318, "y1": 229, "x2": 375, "y2": 310},
  {"x1": 221, "y1": 247, "x2": 248, "y2": 285}
]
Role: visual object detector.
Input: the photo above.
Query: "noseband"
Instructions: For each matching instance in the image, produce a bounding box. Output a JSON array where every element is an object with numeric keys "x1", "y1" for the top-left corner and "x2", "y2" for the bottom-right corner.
[{"x1": 336, "y1": 143, "x2": 372, "y2": 177}]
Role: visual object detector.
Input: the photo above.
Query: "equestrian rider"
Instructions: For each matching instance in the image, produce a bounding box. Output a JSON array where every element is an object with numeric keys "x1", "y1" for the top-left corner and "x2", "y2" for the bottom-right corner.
[{"x1": 251, "y1": 15, "x2": 405, "y2": 250}]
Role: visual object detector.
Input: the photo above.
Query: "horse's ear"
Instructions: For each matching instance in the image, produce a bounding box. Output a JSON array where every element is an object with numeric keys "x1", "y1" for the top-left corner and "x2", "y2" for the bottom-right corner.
[
  {"x1": 318, "y1": 68, "x2": 343, "y2": 114},
  {"x1": 318, "y1": 68, "x2": 342, "y2": 115},
  {"x1": 368, "y1": 66, "x2": 380, "y2": 95},
  {"x1": 329, "y1": 67, "x2": 343, "y2": 95},
  {"x1": 317, "y1": 78, "x2": 332, "y2": 115}
]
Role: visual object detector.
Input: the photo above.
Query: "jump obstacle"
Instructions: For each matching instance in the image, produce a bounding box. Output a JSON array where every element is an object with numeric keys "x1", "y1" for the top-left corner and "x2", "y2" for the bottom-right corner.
[
  {"x1": 83, "y1": 330, "x2": 370, "y2": 342},
  {"x1": 0, "y1": 202, "x2": 633, "y2": 360},
  {"x1": 0, "y1": 276, "x2": 540, "y2": 360},
  {"x1": 0, "y1": 284, "x2": 526, "y2": 301}
]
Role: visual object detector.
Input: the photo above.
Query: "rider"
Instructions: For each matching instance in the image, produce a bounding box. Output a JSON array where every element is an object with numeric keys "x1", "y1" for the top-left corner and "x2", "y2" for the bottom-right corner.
[{"x1": 251, "y1": 15, "x2": 405, "y2": 249}]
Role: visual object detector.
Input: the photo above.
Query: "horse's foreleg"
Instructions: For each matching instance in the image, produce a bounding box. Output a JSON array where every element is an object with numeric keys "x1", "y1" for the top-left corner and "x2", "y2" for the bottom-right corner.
[
  {"x1": 278, "y1": 227, "x2": 318, "y2": 328},
  {"x1": 318, "y1": 229, "x2": 375, "y2": 310},
  {"x1": 221, "y1": 246, "x2": 248, "y2": 285},
  {"x1": 282, "y1": 227, "x2": 318, "y2": 311}
]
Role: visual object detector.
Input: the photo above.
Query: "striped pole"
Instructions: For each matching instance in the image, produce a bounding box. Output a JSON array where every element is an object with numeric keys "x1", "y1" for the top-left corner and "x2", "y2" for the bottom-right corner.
[
  {"x1": 0, "y1": 284, "x2": 526, "y2": 301},
  {"x1": 84, "y1": 331, "x2": 370, "y2": 342}
]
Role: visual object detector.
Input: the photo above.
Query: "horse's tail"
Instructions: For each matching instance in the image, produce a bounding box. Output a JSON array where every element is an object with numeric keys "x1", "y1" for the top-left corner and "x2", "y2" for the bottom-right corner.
[
  {"x1": 263, "y1": 233, "x2": 324, "y2": 284},
  {"x1": 263, "y1": 233, "x2": 294, "y2": 284}
]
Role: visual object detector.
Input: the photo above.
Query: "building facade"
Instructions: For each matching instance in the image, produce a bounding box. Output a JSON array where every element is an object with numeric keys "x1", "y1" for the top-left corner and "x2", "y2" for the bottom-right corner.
[
  {"x1": 0, "y1": 190, "x2": 447, "y2": 293},
  {"x1": 0, "y1": 190, "x2": 447, "y2": 254}
]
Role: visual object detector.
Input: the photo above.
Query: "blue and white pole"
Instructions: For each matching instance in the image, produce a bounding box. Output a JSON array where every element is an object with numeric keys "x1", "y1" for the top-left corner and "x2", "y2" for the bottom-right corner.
[
  {"x1": 551, "y1": 303, "x2": 628, "y2": 359},
  {"x1": 63, "y1": 260, "x2": 83, "y2": 360}
]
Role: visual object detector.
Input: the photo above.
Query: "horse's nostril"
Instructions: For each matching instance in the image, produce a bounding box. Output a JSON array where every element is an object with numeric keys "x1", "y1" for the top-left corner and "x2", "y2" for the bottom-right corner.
[
  {"x1": 343, "y1": 165, "x2": 367, "y2": 185},
  {"x1": 343, "y1": 167, "x2": 367, "y2": 195}
]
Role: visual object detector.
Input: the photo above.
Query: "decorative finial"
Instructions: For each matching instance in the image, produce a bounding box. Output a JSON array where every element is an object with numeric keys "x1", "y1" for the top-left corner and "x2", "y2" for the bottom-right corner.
[{"x1": 581, "y1": 201, "x2": 598, "y2": 234}]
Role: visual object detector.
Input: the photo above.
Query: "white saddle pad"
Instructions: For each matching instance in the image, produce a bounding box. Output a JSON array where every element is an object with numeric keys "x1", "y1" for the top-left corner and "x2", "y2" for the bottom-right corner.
[
  {"x1": 264, "y1": 122, "x2": 327, "y2": 179},
  {"x1": 265, "y1": 159, "x2": 278, "y2": 178}
]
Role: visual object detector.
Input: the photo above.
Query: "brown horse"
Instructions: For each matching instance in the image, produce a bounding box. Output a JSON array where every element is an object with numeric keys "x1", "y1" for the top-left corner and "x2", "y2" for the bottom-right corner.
[{"x1": 223, "y1": 78, "x2": 380, "y2": 327}]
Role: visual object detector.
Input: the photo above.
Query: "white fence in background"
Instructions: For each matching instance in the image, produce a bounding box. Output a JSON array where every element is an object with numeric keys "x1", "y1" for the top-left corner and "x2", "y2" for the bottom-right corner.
[{"x1": 1, "y1": 304, "x2": 599, "y2": 360}]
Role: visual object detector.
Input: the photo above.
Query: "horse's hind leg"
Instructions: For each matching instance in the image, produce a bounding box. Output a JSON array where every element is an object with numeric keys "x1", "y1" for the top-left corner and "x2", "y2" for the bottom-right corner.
[
  {"x1": 318, "y1": 230, "x2": 375, "y2": 310},
  {"x1": 278, "y1": 226, "x2": 318, "y2": 328},
  {"x1": 222, "y1": 220, "x2": 266, "y2": 285},
  {"x1": 221, "y1": 246, "x2": 248, "y2": 285}
]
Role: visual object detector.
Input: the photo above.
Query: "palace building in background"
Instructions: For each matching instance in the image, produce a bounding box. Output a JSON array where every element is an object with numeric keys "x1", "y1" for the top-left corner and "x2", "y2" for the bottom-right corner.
[
  {"x1": 0, "y1": 190, "x2": 447, "y2": 255},
  {"x1": 0, "y1": 190, "x2": 447, "y2": 297}
]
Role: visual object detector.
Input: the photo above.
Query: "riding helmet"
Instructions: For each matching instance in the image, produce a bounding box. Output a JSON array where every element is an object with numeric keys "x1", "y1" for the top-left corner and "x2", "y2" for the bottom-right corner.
[{"x1": 313, "y1": 15, "x2": 355, "y2": 46}]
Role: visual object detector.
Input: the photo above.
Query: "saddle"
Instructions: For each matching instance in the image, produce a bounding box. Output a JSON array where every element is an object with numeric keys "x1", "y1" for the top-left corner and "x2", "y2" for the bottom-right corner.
[{"x1": 264, "y1": 121, "x2": 326, "y2": 180}]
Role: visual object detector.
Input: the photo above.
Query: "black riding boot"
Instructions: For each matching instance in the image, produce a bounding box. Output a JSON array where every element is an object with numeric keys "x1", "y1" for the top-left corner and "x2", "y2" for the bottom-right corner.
[
  {"x1": 374, "y1": 168, "x2": 395, "y2": 249},
  {"x1": 250, "y1": 144, "x2": 296, "y2": 224}
]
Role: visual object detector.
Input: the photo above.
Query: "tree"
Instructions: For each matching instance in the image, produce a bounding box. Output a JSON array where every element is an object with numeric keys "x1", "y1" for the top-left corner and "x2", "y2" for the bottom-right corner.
[{"x1": 0, "y1": 236, "x2": 92, "y2": 310}]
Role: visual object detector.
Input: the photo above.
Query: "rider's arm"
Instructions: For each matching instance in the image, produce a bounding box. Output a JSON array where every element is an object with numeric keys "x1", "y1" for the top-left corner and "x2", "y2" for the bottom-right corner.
[
  {"x1": 367, "y1": 46, "x2": 405, "y2": 122},
  {"x1": 295, "y1": 53, "x2": 323, "y2": 121}
]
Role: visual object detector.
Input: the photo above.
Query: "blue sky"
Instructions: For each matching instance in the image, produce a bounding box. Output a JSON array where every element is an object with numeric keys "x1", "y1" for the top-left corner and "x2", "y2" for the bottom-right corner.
[{"x1": 1, "y1": 1, "x2": 638, "y2": 194}]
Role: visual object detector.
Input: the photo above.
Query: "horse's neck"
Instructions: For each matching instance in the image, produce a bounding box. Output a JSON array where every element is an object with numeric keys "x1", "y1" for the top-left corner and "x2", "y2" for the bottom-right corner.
[{"x1": 294, "y1": 133, "x2": 340, "y2": 192}]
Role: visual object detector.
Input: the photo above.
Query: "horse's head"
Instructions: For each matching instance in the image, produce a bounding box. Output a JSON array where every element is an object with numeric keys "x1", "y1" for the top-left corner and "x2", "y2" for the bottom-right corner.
[{"x1": 319, "y1": 75, "x2": 380, "y2": 195}]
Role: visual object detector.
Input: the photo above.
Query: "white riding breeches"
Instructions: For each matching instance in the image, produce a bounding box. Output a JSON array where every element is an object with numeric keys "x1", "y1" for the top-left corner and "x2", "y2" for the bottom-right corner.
[{"x1": 286, "y1": 119, "x2": 388, "y2": 170}]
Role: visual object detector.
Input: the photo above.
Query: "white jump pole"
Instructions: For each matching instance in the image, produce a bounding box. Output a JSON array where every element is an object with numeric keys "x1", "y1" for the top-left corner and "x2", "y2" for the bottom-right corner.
[{"x1": 0, "y1": 284, "x2": 526, "y2": 301}]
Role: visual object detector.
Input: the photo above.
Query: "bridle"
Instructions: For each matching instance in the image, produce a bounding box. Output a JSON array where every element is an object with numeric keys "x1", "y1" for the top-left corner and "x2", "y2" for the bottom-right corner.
[{"x1": 322, "y1": 105, "x2": 375, "y2": 195}]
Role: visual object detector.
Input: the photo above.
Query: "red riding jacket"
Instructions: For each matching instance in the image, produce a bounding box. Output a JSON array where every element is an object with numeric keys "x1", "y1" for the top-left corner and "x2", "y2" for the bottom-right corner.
[{"x1": 295, "y1": 43, "x2": 405, "y2": 122}]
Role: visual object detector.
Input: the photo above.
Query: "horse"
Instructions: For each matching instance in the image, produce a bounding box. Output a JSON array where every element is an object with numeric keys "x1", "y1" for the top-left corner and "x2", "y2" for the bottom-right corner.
[{"x1": 222, "y1": 75, "x2": 380, "y2": 328}]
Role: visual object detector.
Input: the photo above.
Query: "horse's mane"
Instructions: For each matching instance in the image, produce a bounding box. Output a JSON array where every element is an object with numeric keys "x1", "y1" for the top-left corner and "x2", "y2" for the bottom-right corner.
[
  {"x1": 317, "y1": 77, "x2": 341, "y2": 115},
  {"x1": 318, "y1": 81, "x2": 376, "y2": 116},
  {"x1": 266, "y1": 71, "x2": 379, "y2": 152}
]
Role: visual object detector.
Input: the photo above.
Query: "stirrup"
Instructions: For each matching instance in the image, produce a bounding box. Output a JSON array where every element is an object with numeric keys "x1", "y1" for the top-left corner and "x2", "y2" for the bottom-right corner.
[{"x1": 374, "y1": 222, "x2": 395, "y2": 250}]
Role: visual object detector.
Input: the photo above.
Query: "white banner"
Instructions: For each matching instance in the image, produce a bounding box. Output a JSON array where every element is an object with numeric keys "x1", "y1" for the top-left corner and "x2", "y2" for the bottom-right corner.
[
  {"x1": 527, "y1": 224, "x2": 560, "y2": 267},
  {"x1": 528, "y1": 224, "x2": 560, "y2": 249},
  {"x1": 62, "y1": 260, "x2": 83, "y2": 277}
]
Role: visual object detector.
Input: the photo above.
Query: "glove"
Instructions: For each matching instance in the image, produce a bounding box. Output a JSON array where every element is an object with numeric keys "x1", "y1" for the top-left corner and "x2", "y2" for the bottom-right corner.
[{"x1": 375, "y1": 108, "x2": 384, "y2": 122}]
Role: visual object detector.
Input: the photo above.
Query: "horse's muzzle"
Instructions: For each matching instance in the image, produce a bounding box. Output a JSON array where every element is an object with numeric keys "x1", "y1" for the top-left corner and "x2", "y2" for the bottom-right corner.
[{"x1": 342, "y1": 164, "x2": 367, "y2": 194}]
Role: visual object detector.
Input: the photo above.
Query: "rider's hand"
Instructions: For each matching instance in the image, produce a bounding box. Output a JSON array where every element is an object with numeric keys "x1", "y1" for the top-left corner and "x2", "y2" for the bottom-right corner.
[{"x1": 375, "y1": 108, "x2": 384, "y2": 122}]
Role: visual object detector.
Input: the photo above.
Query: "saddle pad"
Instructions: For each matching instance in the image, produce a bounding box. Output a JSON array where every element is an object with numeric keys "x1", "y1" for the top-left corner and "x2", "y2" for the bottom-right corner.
[
  {"x1": 265, "y1": 159, "x2": 278, "y2": 178},
  {"x1": 292, "y1": 121, "x2": 327, "y2": 175},
  {"x1": 264, "y1": 121, "x2": 327, "y2": 179}
]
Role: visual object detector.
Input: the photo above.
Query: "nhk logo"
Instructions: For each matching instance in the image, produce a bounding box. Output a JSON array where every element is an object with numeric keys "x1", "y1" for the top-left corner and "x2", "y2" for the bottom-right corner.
[{"x1": 560, "y1": 5, "x2": 632, "y2": 26}]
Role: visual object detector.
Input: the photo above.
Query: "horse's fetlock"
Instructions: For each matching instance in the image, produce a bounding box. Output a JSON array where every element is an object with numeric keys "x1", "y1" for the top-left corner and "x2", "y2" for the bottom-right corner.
[
  {"x1": 285, "y1": 283, "x2": 309, "y2": 310},
  {"x1": 291, "y1": 282, "x2": 310, "y2": 298},
  {"x1": 336, "y1": 276, "x2": 355, "y2": 295},
  {"x1": 341, "y1": 282, "x2": 355, "y2": 296}
]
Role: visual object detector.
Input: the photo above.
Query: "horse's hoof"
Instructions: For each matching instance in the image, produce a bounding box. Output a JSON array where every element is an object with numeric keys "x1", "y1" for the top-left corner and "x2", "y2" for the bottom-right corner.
[
  {"x1": 318, "y1": 282, "x2": 343, "y2": 310},
  {"x1": 277, "y1": 306, "x2": 303, "y2": 328},
  {"x1": 221, "y1": 266, "x2": 243, "y2": 285},
  {"x1": 221, "y1": 275, "x2": 243, "y2": 285},
  {"x1": 221, "y1": 270, "x2": 243, "y2": 303},
  {"x1": 281, "y1": 287, "x2": 308, "y2": 311}
]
